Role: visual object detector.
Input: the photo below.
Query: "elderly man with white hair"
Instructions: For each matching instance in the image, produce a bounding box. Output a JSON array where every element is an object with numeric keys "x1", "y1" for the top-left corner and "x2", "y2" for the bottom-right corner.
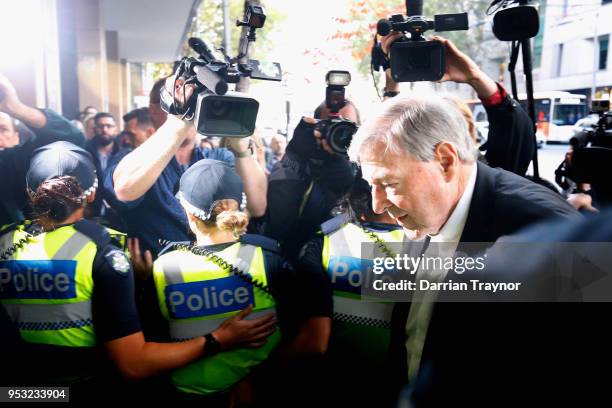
[
  {"x1": 348, "y1": 92, "x2": 577, "y2": 244},
  {"x1": 347, "y1": 91, "x2": 580, "y2": 404}
]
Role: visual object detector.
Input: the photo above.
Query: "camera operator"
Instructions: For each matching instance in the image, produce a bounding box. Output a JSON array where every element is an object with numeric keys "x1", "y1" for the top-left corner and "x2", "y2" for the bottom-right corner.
[
  {"x1": 381, "y1": 35, "x2": 535, "y2": 176},
  {"x1": 0, "y1": 72, "x2": 84, "y2": 226},
  {"x1": 263, "y1": 101, "x2": 359, "y2": 261},
  {"x1": 108, "y1": 76, "x2": 267, "y2": 256}
]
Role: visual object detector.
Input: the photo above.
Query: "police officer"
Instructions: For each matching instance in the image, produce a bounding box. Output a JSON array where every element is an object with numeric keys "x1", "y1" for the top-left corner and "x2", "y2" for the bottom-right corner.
[
  {"x1": 151, "y1": 159, "x2": 324, "y2": 404},
  {"x1": 0, "y1": 142, "x2": 273, "y2": 401},
  {"x1": 296, "y1": 176, "x2": 409, "y2": 407}
]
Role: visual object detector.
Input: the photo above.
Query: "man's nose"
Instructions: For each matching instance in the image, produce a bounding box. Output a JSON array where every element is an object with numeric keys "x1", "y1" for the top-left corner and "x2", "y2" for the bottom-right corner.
[{"x1": 371, "y1": 185, "x2": 390, "y2": 214}]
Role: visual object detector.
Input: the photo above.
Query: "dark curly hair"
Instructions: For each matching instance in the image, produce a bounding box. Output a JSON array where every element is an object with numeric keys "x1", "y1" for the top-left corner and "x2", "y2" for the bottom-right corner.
[{"x1": 29, "y1": 176, "x2": 85, "y2": 227}]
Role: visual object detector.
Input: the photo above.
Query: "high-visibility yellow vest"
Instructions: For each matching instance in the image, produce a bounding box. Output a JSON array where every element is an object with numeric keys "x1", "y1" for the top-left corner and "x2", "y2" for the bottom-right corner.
[
  {"x1": 153, "y1": 241, "x2": 279, "y2": 395},
  {"x1": 0, "y1": 222, "x2": 124, "y2": 347},
  {"x1": 321, "y1": 219, "x2": 405, "y2": 360}
]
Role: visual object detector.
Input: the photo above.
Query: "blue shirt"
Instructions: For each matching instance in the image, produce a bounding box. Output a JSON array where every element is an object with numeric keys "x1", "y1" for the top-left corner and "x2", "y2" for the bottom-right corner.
[{"x1": 102, "y1": 146, "x2": 235, "y2": 255}]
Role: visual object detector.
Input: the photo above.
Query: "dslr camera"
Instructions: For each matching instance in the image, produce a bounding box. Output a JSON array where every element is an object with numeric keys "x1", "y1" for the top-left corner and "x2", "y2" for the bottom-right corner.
[
  {"x1": 315, "y1": 70, "x2": 358, "y2": 155},
  {"x1": 375, "y1": 0, "x2": 468, "y2": 82},
  {"x1": 160, "y1": 4, "x2": 282, "y2": 138}
]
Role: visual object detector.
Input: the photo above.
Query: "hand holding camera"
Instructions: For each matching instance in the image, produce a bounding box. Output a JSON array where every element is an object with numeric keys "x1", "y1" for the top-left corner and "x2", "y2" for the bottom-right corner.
[
  {"x1": 160, "y1": 4, "x2": 281, "y2": 138},
  {"x1": 375, "y1": 2, "x2": 468, "y2": 82}
]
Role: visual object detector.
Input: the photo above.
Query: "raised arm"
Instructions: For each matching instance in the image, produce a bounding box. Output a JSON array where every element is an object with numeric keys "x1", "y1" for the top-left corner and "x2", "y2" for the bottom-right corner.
[
  {"x1": 0, "y1": 72, "x2": 46, "y2": 129},
  {"x1": 226, "y1": 137, "x2": 268, "y2": 217},
  {"x1": 113, "y1": 115, "x2": 192, "y2": 201}
]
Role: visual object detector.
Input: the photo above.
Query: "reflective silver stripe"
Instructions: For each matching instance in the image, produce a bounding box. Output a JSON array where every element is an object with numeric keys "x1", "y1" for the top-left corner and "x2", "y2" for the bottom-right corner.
[
  {"x1": 3, "y1": 300, "x2": 93, "y2": 324},
  {"x1": 162, "y1": 258, "x2": 184, "y2": 285},
  {"x1": 328, "y1": 227, "x2": 353, "y2": 257},
  {"x1": 52, "y1": 231, "x2": 92, "y2": 260},
  {"x1": 169, "y1": 308, "x2": 276, "y2": 341},
  {"x1": 235, "y1": 244, "x2": 256, "y2": 273},
  {"x1": 332, "y1": 296, "x2": 393, "y2": 324}
]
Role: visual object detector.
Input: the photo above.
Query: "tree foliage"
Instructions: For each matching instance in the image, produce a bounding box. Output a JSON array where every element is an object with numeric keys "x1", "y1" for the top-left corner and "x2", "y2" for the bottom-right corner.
[{"x1": 185, "y1": 0, "x2": 286, "y2": 63}]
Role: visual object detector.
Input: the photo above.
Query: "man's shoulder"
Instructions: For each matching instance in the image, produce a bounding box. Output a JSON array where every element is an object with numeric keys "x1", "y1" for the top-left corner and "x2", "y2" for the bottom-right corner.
[
  {"x1": 463, "y1": 163, "x2": 579, "y2": 241},
  {"x1": 483, "y1": 164, "x2": 575, "y2": 216}
]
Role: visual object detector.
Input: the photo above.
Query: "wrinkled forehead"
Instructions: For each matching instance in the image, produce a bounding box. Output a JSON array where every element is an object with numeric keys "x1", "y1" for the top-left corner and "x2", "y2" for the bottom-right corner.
[{"x1": 359, "y1": 145, "x2": 401, "y2": 182}]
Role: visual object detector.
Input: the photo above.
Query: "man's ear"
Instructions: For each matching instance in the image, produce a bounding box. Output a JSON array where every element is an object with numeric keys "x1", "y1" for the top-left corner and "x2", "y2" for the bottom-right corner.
[
  {"x1": 146, "y1": 126, "x2": 155, "y2": 138},
  {"x1": 434, "y1": 142, "x2": 459, "y2": 181}
]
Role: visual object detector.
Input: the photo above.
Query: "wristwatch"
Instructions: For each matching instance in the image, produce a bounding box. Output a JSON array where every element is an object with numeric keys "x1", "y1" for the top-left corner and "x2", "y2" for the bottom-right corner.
[
  {"x1": 232, "y1": 139, "x2": 254, "y2": 158},
  {"x1": 203, "y1": 332, "x2": 222, "y2": 356}
]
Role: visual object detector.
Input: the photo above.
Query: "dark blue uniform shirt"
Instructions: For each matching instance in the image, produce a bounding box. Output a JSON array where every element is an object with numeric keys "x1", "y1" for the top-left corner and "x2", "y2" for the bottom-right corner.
[{"x1": 102, "y1": 146, "x2": 235, "y2": 255}]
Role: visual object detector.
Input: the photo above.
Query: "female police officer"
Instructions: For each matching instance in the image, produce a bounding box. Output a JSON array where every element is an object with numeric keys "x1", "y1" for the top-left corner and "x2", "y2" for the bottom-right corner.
[
  {"x1": 150, "y1": 158, "x2": 327, "y2": 403},
  {"x1": 0, "y1": 142, "x2": 275, "y2": 401}
]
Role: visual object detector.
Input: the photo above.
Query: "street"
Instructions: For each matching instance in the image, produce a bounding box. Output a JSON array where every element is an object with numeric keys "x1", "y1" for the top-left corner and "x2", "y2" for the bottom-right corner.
[{"x1": 528, "y1": 143, "x2": 568, "y2": 192}]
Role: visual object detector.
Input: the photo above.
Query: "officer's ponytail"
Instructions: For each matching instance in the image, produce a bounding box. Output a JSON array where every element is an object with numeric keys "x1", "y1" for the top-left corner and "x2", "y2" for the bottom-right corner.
[
  {"x1": 196, "y1": 199, "x2": 249, "y2": 238},
  {"x1": 30, "y1": 176, "x2": 85, "y2": 228},
  {"x1": 213, "y1": 199, "x2": 249, "y2": 237}
]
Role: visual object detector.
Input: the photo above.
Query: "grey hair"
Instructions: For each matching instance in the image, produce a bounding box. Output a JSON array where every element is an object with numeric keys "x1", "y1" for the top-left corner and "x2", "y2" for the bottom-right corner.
[{"x1": 348, "y1": 92, "x2": 478, "y2": 163}]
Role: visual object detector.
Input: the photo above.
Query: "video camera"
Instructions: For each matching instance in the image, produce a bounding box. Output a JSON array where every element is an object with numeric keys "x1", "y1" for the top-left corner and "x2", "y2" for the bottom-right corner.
[
  {"x1": 570, "y1": 100, "x2": 612, "y2": 149},
  {"x1": 489, "y1": 0, "x2": 540, "y2": 41},
  {"x1": 375, "y1": 0, "x2": 468, "y2": 82},
  {"x1": 315, "y1": 70, "x2": 358, "y2": 155},
  {"x1": 160, "y1": 4, "x2": 282, "y2": 138},
  {"x1": 556, "y1": 99, "x2": 612, "y2": 203}
]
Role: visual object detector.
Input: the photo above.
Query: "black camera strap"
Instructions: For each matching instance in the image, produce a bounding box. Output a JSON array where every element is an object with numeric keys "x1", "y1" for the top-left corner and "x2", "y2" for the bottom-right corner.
[{"x1": 507, "y1": 38, "x2": 540, "y2": 180}]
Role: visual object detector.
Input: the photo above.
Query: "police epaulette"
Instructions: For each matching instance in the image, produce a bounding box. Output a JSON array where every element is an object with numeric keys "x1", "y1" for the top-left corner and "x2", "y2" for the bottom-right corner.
[
  {"x1": 0, "y1": 222, "x2": 21, "y2": 235},
  {"x1": 320, "y1": 213, "x2": 351, "y2": 235},
  {"x1": 0, "y1": 220, "x2": 34, "y2": 235},
  {"x1": 158, "y1": 240, "x2": 191, "y2": 257},
  {"x1": 73, "y1": 219, "x2": 111, "y2": 249},
  {"x1": 240, "y1": 234, "x2": 280, "y2": 253},
  {"x1": 362, "y1": 221, "x2": 404, "y2": 232}
]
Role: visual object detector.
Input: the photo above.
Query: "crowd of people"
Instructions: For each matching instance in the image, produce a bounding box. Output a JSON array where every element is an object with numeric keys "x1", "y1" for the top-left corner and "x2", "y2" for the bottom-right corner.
[{"x1": 1, "y1": 35, "x2": 611, "y2": 407}]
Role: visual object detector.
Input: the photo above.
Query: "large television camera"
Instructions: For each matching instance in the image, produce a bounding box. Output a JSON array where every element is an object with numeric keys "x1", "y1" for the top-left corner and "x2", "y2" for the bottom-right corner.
[
  {"x1": 315, "y1": 70, "x2": 358, "y2": 155},
  {"x1": 160, "y1": 4, "x2": 282, "y2": 138},
  {"x1": 375, "y1": 0, "x2": 468, "y2": 82},
  {"x1": 556, "y1": 99, "x2": 612, "y2": 203}
]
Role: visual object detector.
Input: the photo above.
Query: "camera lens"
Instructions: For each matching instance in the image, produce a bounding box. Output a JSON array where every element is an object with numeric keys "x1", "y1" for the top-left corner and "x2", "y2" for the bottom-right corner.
[
  {"x1": 209, "y1": 100, "x2": 230, "y2": 118},
  {"x1": 327, "y1": 121, "x2": 357, "y2": 154}
]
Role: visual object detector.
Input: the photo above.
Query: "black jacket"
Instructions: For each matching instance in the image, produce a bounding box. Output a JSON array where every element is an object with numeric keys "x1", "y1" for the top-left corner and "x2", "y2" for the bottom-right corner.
[
  {"x1": 482, "y1": 94, "x2": 536, "y2": 177},
  {"x1": 389, "y1": 162, "x2": 581, "y2": 406},
  {"x1": 263, "y1": 120, "x2": 355, "y2": 261}
]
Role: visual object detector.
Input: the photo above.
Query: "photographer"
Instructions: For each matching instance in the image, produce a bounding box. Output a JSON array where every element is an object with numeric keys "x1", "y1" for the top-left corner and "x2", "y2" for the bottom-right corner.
[
  {"x1": 108, "y1": 76, "x2": 267, "y2": 256},
  {"x1": 0, "y1": 72, "x2": 84, "y2": 226},
  {"x1": 381, "y1": 35, "x2": 535, "y2": 176},
  {"x1": 263, "y1": 101, "x2": 358, "y2": 261}
]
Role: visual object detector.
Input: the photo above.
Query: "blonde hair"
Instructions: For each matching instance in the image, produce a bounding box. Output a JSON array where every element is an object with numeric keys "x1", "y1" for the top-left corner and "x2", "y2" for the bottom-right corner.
[{"x1": 193, "y1": 199, "x2": 249, "y2": 237}]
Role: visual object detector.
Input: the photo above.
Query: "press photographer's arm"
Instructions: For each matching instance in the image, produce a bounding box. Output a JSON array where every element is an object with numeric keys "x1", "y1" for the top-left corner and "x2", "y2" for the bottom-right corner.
[
  {"x1": 113, "y1": 77, "x2": 193, "y2": 202},
  {"x1": 112, "y1": 76, "x2": 267, "y2": 215}
]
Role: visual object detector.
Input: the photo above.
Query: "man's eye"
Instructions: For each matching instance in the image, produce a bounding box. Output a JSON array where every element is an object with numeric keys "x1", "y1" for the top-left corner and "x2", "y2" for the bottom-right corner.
[{"x1": 382, "y1": 183, "x2": 396, "y2": 188}]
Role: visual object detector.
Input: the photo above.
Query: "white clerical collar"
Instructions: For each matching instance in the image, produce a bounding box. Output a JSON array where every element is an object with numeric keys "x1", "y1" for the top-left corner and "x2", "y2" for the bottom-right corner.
[{"x1": 429, "y1": 163, "x2": 478, "y2": 243}]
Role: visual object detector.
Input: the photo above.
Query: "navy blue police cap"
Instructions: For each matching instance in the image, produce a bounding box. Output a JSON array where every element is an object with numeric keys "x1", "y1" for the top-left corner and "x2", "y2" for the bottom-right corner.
[
  {"x1": 178, "y1": 159, "x2": 245, "y2": 221},
  {"x1": 26, "y1": 141, "x2": 97, "y2": 200}
]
